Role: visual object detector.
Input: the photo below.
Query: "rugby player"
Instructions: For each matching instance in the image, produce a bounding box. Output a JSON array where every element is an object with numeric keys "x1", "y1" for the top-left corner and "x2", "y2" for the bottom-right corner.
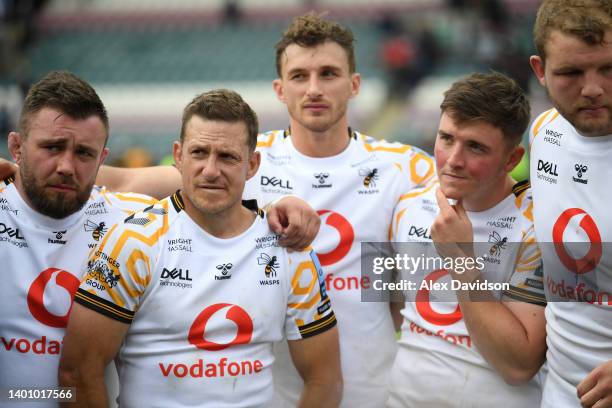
[
  {"x1": 388, "y1": 72, "x2": 546, "y2": 407},
  {"x1": 0, "y1": 71, "x2": 157, "y2": 407},
  {"x1": 58, "y1": 89, "x2": 341, "y2": 407},
  {"x1": 56, "y1": 13, "x2": 436, "y2": 407},
  {"x1": 529, "y1": 1, "x2": 612, "y2": 406}
]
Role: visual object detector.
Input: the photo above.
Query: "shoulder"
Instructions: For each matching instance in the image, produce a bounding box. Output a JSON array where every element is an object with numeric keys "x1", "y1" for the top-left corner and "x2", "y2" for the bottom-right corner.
[
  {"x1": 510, "y1": 180, "x2": 534, "y2": 225},
  {"x1": 99, "y1": 193, "x2": 182, "y2": 254},
  {"x1": 256, "y1": 130, "x2": 286, "y2": 150},
  {"x1": 92, "y1": 185, "x2": 158, "y2": 213},
  {"x1": 391, "y1": 182, "x2": 438, "y2": 240},
  {"x1": 395, "y1": 180, "x2": 439, "y2": 209},
  {"x1": 355, "y1": 131, "x2": 430, "y2": 159},
  {"x1": 355, "y1": 131, "x2": 435, "y2": 184},
  {"x1": 0, "y1": 176, "x2": 14, "y2": 191},
  {"x1": 529, "y1": 108, "x2": 563, "y2": 145}
]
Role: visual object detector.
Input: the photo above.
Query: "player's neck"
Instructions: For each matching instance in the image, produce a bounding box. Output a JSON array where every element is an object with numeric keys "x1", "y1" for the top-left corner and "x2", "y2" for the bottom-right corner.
[
  {"x1": 182, "y1": 196, "x2": 256, "y2": 239},
  {"x1": 463, "y1": 175, "x2": 516, "y2": 212},
  {"x1": 288, "y1": 119, "x2": 351, "y2": 158}
]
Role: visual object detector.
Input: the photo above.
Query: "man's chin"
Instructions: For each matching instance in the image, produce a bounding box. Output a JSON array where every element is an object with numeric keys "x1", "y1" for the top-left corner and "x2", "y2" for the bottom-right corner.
[
  {"x1": 559, "y1": 104, "x2": 612, "y2": 136},
  {"x1": 35, "y1": 198, "x2": 87, "y2": 219},
  {"x1": 439, "y1": 185, "x2": 464, "y2": 201},
  {"x1": 189, "y1": 197, "x2": 231, "y2": 216},
  {"x1": 574, "y1": 120, "x2": 612, "y2": 137}
]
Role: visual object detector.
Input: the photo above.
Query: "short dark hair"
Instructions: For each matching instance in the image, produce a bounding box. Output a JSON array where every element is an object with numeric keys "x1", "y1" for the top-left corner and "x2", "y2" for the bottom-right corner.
[
  {"x1": 440, "y1": 72, "x2": 530, "y2": 145},
  {"x1": 180, "y1": 89, "x2": 259, "y2": 151},
  {"x1": 275, "y1": 12, "x2": 356, "y2": 76},
  {"x1": 19, "y1": 71, "x2": 109, "y2": 140},
  {"x1": 533, "y1": 0, "x2": 612, "y2": 61}
]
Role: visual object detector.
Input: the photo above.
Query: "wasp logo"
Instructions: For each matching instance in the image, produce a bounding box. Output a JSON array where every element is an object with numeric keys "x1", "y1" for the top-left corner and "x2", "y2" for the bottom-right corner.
[
  {"x1": 216, "y1": 263, "x2": 233, "y2": 276},
  {"x1": 314, "y1": 173, "x2": 329, "y2": 184},
  {"x1": 84, "y1": 220, "x2": 108, "y2": 241},
  {"x1": 488, "y1": 231, "x2": 507, "y2": 257},
  {"x1": 573, "y1": 164, "x2": 588, "y2": 184},
  {"x1": 359, "y1": 168, "x2": 379, "y2": 188},
  {"x1": 258, "y1": 253, "x2": 279, "y2": 278}
]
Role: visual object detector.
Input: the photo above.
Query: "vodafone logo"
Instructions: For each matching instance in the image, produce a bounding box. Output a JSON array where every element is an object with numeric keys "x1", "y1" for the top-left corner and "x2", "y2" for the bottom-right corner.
[
  {"x1": 27, "y1": 268, "x2": 80, "y2": 328},
  {"x1": 188, "y1": 304, "x2": 253, "y2": 351},
  {"x1": 552, "y1": 208, "x2": 602, "y2": 274},
  {"x1": 415, "y1": 269, "x2": 462, "y2": 326},
  {"x1": 316, "y1": 210, "x2": 355, "y2": 266}
]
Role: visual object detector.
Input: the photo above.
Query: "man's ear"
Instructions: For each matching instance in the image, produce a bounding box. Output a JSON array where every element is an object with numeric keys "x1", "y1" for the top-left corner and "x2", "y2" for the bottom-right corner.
[
  {"x1": 98, "y1": 147, "x2": 109, "y2": 167},
  {"x1": 529, "y1": 55, "x2": 546, "y2": 87},
  {"x1": 247, "y1": 150, "x2": 261, "y2": 180},
  {"x1": 273, "y1": 79, "x2": 285, "y2": 103},
  {"x1": 173, "y1": 141, "x2": 183, "y2": 172},
  {"x1": 350, "y1": 72, "x2": 361, "y2": 99},
  {"x1": 8, "y1": 132, "x2": 23, "y2": 164},
  {"x1": 505, "y1": 144, "x2": 525, "y2": 173}
]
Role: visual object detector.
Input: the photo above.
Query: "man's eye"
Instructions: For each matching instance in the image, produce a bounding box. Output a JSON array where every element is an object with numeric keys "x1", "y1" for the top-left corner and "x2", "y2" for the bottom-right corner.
[
  {"x1": 221, "y1": 153, "x2": 238, "y2": 161},
  {"x1": 557, "y1": 70, "x2": 580, "y2": 77},
  {"x1": 469, "y1": 144, "x2": 485, "y2": 152}
]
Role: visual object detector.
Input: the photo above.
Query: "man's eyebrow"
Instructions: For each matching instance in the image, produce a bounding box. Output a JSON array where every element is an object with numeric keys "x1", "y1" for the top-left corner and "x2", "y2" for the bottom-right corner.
[
  {"x1": 75, "y1": 143, "x2": 98, "y2": 152},
  {"x1": 38, "y1": 136, "x2": 68, "y2": 144}
]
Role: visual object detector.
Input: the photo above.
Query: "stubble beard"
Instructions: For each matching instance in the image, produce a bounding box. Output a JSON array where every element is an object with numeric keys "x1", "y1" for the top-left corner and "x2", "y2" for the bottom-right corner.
[
  {"x1": 19, "y1": 160, "x2": 92, "y2": 219},
  {"x1": 549, "y1": 91, "x2": 612, "y2": 136}
]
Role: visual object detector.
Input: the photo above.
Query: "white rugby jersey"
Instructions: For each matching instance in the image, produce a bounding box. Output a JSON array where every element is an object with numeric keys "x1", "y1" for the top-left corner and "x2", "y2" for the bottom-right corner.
[
  {"x1": 387, "y1": 181, "x2": 546, "y2": 408},
  {"x1": 0, "y1": 178, "x2": 155, "y2": 407},
  {"x1": 242, "y1": 128, "x2": 435, "y2": 407},
  {"x1": 530, "y1": 109, "x2": 612, "y2": 408},
  {"x1": 74, "y1": 191, "x2": 336, "y2": 408}
]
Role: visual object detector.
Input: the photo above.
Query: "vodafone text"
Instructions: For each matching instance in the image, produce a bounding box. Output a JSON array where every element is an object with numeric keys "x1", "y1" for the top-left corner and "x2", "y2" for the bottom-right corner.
[
  {"x1": 408, "y1": 321, "x2": 472, "y2": 348},
  {"x1": 325, "y1": 274, "x2": 370, "y2": 291},
  {"x1": 2, "y1": 336, "x2": 62, "y2": 354},
  {"x1": 546, "y1": 277, "x2": 611, "y2": 305},
  {"x1": 159, "y1": 358, "x2": 263, "y2": 378}
]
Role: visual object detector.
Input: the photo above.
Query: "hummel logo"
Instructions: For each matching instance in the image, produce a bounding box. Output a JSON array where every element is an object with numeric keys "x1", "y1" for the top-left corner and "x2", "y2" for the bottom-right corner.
[
  {"x1": 573, "y1": 163, "x2": 588, "y2": 184},
  {"x1": 314, "y1": 173, "x2": 329, "y2": 184},
  {"x1": 216, "y1": 263, "x2": 233, "y2": 275}
]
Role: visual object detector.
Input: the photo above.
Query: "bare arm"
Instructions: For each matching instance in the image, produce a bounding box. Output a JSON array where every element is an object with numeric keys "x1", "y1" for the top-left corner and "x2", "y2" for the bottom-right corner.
[
  {"x1": 59, "y1": 303, "x2": 129, "y2": 407},
  {"x1": 289, "y1": 327, "x2": 343, "y2": 408},
  {"x1": 0, "y1": 157, "x2": 18, "y2": 180},
  {"x1": 431, "y1": 188, "x2": 546, "y2": 385},
  {"x1": 96, "y1": 165, "x2": 181, "y2": 199},
  {"x1": 456, "y1": 298, "x2": 546, "y2": 384}
]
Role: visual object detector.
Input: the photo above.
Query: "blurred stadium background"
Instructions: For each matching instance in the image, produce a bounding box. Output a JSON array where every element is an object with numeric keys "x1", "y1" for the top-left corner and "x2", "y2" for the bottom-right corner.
[{"x1": 0, "y1": 0, "x2": 549, "y2": 177}]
